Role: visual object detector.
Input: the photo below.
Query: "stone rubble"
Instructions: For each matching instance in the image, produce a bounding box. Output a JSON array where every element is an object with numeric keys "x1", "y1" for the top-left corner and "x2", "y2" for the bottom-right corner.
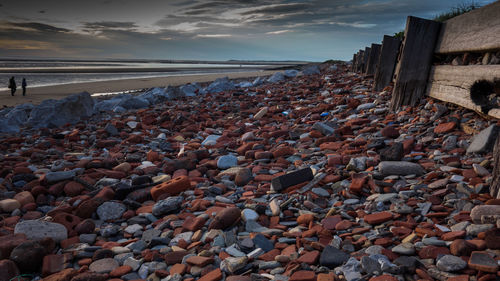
[{"x1": 0, "y1": 63, "x2": 499, "y2": 281}]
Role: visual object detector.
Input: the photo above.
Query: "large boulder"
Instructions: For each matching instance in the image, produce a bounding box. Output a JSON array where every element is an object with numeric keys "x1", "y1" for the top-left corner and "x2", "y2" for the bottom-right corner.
[
  {"x1": 140, "y1": 87, "x2": 170, "y2": 104},
  {"x1": 302, "y1": 65, "x2": 320, "y2": 75},
  {"x1": 206, "y1": 77, "x2": 235, "y2": 93},
  {"x1": 267, "y1": 72, "x2": 285, "y2": 83},
  {"x1": 4, "y1": 103, "x2": 34, "y2": 129},
  {"x1": 180, "y1": 83, "x2": 205, "y2": 96},
  {"x1": 116, "y1": 95, "x2": 150, "y2": 110},
  {"x1": 252, "y1": 76, "x2": 266, "y2": 87},
  {"x1": 28, "y1": 92, "x2": 94, "y2": 128},
  {"x1": 284, "y1": 69, "x2": 299, "y2": 78}
]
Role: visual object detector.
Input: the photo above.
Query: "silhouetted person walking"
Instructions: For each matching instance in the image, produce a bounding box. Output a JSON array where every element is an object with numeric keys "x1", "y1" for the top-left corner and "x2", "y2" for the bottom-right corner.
[
  {"x1": 22, "y1": 78, "x2": 27, "y2": 96},
  {"x1": 8, "y1": 76, "x2": 16, "y2": 96}
]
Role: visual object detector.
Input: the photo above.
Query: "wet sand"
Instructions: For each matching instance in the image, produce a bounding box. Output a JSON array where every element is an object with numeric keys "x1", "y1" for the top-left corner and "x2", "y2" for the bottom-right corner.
[{"x1": 0, "y1": 70, "x2": 275, "y2": 107}]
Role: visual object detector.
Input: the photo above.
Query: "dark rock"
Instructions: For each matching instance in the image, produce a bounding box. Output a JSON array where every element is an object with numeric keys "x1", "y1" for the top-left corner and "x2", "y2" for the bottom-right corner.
[
  {"x1": 152, "y1": 196, "x2": 183, "y2": 217},
  {"x1": 467, "y1": 124, "x2": 499, "y2": 154},
  {"x1": 320, "y1": 245, "x2": 350, "y2": 268},
  {"x1": 209, "y1": 207, "x2": 241, "y2": 230},
  {"x1": 484, "y1": 228, "x2": 500, "y2": 250},
  {"x1": 10, "y1": 240, "x2": 46, "y2": 272},
  {"x1": 70, "y1": 272, "x2": 107, "y2": 281},
  {"x1": 380, "y1": 142, "x2": 404, "y2": 161},
  {"x1": 252, "y1": 234, "x2": 274, "y2": 252},
  {"x1": 235, "y1": 168, "x2": 253, "y2": 186},
  {"x1": 0, "y1": 259, "x2": 20, "y2": 281},
  {"x1": 271, "y1": 167, "x2": 314, "y2": 192},
  {"x1": 28, "y1": 92, "x2": 94, "y2": 129}
]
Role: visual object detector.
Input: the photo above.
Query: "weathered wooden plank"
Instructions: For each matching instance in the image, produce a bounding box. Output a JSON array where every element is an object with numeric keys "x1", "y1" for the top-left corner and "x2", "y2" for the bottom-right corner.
[
  {"x1": 373, "y1": 36, "x2": 401, "y2": 92},
  {"x1": 427, "y1": 65, "x2": 500, "y2": 119},
  {"x1": 363, "y1": 47, "x2": 371, "y2": 74},
  {"x1": 391, "y1": 16, "x2": 441, "y2": 110},
  {"x1": 435, "y1": 1, "x2": 500, "y2": 54},
  {"x1": 366, "y1": 43, "x2": 381, "y2": 76}
]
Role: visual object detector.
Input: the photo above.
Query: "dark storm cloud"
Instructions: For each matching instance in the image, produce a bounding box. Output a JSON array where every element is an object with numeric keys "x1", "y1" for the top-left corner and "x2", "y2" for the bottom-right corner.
[
  {"x1": 1, "y1": 21, "x2": 70, "y2": 33},
  {"x1": 239, "y1": 3, "x2": 311, "y2": 15},
  {"x1": 0, "y1": 0, "x2": 497, "y2": 60},
  {"x1": 183, "y1": 9, "x2": 211, "y2": 15},
  {"x1": 82, "y1": 21, "x2": 138, "y2": 31}
]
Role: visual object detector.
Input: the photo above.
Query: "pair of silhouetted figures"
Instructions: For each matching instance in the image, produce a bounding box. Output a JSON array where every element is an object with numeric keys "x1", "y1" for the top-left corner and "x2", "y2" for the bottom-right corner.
[{"x1": 8, "y1": 76, "x2": 27, "y2": 96}]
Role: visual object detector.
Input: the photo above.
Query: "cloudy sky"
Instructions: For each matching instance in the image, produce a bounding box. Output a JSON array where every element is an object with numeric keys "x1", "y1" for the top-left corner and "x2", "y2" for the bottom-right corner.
[{"x1": 0, "y1": 0, "x2": 495, "y2": 61}]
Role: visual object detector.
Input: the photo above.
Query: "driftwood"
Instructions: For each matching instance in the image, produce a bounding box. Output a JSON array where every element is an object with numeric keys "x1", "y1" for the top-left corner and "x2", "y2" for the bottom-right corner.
[
  {"x1": 435, "y1": 1, "x2": 500, "y2": 54},
  {"x1": 427, "y1": 65, "x2": 500, "y2": 119},
  {"x1": 373, "y1": 36, "x2": 401, "y2": 92},
  {"x1": 366, "y1": 44, "x2": 381, "y2": 76},
  {"x1": 390, "y1": 16, "x2": 441, "y2": 110}
]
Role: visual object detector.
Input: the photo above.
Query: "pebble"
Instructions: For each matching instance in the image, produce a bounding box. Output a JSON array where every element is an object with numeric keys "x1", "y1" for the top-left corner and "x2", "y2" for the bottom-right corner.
[
  {"x1": 14, "y1": 220, "x2": 68, "y2": 242},
  {"x1": 97, "y1": 201, "x2": 127, "y2": 221},
  {"x1": 378, "y1": 161, "x2": 424, "y2": 176},
  {"x1": 436, "y1": 255, "x2": 467, "y2": 272},
  {"x1": 0, "y1": 63, "x2": 498, "y2": 281},
  {"x1": 0, "y1": 199, "x2": 20, "y2": 212},
  {"x1": 89, "y1": 258, "x2": 119, "y2": 273},
  {"x1": 217, "y1": 155, "x2": 238, "y2": 170}
]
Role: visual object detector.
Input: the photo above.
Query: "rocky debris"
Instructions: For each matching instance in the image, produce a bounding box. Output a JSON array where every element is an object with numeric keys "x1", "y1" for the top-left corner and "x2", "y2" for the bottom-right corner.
[{"x1": 0, "y1": 63, "x2": 499, "y2": 281}]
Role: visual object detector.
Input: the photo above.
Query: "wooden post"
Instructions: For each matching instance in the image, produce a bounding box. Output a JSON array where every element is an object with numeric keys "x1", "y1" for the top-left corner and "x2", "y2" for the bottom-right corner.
[
  {"x1": 390, "y1": 16, "x2": 441, "y2": 110},
  {"x1": 363, "y1": 47, "x2": 371, "y2": 74},
  {"x1": 491, "y1": 135, "x2": 500, "y2": 199},
  {"x1": 352, "y1": 53, "x2": 357, "y2": 72},
  {"x1": 366, "y1": 43, "x2": 381, "y2": 76},
  {"x1": 356, "y1": 50, "x2": 365, "y2": 73},
  {"x1": 373, "y1": 36, "x2": 401, "y2": 92}
]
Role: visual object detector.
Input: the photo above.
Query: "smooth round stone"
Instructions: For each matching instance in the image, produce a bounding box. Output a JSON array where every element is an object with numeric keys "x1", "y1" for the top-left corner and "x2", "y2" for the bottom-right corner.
[
  {"x1": 14, "y1": 220, "x2": 67, "y2": 242},
  {"x1": 97, "y1": 201, "x2": 127, "y2": 221},
  {"x1": 344, "y1": 199, "x2": 359, "y2": 205},
  {"x1": 312, "y1": 187, "x2": 330, "y2": 197},
  {"x1": 217, "y1": 155, "x2": 238, "y2": 170},
  {"x1": 89, "y1": 258, "x2": 119, "y2": 273},
  {"x1": 111, "y1": 246, "x2": 131, "y2": 254},
  {"x1": 436, "y1": 255, "x2": 467, "y2": 272},
  {"x1": 241, "y1": 209, "x2": 259, "y2": 221},
  {"x1": 391, "y1": 243, "x2": 415, "y2": 255},
  {"x1": 0, "y1": 199, "x2": 21, "y2": 212},
  {"x1": 124, "y1": 224, "x2": 143, "y2": 234},
  {"x1": 422, "y1": 238, "x2": 446, "y2": 246},
  {"x1": 201, "y1": 135, "x2": 221, "y2": 146}
]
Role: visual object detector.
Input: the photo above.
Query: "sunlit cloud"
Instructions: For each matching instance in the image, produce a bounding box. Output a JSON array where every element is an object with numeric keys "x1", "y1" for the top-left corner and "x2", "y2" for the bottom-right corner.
[
  {"x1": 329, "y1": 21, "x2": 377, "y2": 28},
  {"x1": 0, "y1": 39, "x2": 55, "y2": 50},
  {"x1": 266, "y1": 29, "x2": 292, "y2": 35},
  {"x1": 196, "y1": 34, "x2": 232, "y2": 38}
]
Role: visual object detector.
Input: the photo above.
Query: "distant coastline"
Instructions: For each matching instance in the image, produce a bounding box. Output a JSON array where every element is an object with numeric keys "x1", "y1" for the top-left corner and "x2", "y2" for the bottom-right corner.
[
  {"x1": 0, "y1": 70, "x2": 277, "y2": 108},
  {"x1": 0, "y1": 59, "x2": 307, "y2": 92}
]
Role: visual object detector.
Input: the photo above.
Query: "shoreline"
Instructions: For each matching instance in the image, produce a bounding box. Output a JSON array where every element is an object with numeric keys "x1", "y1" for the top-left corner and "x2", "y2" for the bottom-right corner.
[{"x1": 0, "y1": 70, "x2": 276, "y2": 108}]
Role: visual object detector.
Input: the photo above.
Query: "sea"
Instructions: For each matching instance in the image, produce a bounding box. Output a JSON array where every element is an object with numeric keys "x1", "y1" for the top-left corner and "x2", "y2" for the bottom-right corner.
[{"x1": 0, "y1": 59, "x2": 296, "y2": 92}]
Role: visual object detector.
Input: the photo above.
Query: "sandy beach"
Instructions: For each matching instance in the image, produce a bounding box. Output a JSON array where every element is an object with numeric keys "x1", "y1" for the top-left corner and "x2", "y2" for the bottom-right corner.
[{"x1": 0, "y1": 70, "x2": 276, "y2": 108}]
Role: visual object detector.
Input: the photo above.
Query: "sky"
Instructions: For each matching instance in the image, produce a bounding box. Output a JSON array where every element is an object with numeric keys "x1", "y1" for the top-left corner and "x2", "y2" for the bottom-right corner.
[{"x1": 0, "y1": 0, "x2": 496, "y2": 61}]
